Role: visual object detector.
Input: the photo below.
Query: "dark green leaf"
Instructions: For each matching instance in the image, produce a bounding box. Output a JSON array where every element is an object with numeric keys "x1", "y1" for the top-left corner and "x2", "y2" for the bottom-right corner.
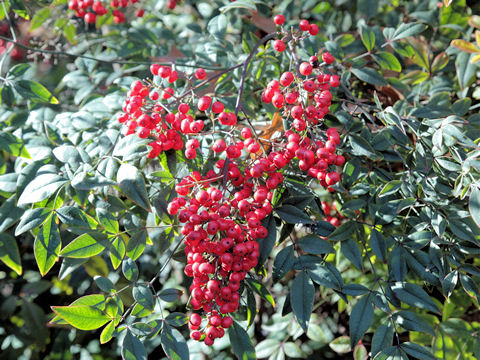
[
  {"x1": 15, "y1": 207, "x2": 51, "y2": 236},
  {"x1": 275, "y1": 205, "x2": 312, "y2": 224},
  {"x1": 122, "y1": 258, "x2": 139, "y2": 282},
  {"x1": 229, "y1": 320, "x2": 256, "y2": 360},
  {"x1": 117, "y1": 163, "x2": 151, "y2": 211},
  {"x1": 273, "y1": 245, "x2": 295, "y2": 281},
  {"x1": 400, "y1": 342, "x2": 435, "y2": 360},
  {"x1": 160, "y1": 323, "x2": 189, "y2": 360},
  {"x1": 17, "y1": 173, "x2": 67, "y2": 205},
  {"x1": 256, "y1": 214, "x2": 276, "y2": 268},
  {"x1": 291, "y1": 270, "x2": 315, "y2": 331},
  {"x1": 351, "y1": 68, "x2": 387, "y2": 86},
  {"x1": 393, "y1": 311, "x2": 435, "y2": 336},
  {"x1": 297, "y1": 235, "x2": 334, "y2": 254},
  {"x1": 350, "y1": 294, "x2": 374, "y2": 347},
  {"x1": 391, "y1": 282, "x2": 439, "y2": 313},
  {"x1": 122, "y1": 330, "x2": 147, "y2": 360},
  {"x1": 13, "y1": 80, "x2": 59, "y2": 104},
  {"x1": 469, "y1": 187, "x2": 480, "y2": 229},
  {"x1": 133, "y1": 285, "x2": 154, "y2": 311},
  {"x1": 0, "y1": 233, "x2": 22, "y2": 275},
  {"x1": 34, "y1": 216, "x2": 61, "y2": 276},
  {"x1": 371, "y1": 323, "x2": 394, "y2": 357}
]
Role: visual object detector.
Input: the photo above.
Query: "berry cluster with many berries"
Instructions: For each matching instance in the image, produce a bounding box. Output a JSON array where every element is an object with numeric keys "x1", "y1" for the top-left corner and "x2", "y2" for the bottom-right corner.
[
  {"x1": 68, "y1": 0, "x2": 145, "y2": 24},
  {"x1": 117, "y1": 14, "x2": 345, "y2": 346}
]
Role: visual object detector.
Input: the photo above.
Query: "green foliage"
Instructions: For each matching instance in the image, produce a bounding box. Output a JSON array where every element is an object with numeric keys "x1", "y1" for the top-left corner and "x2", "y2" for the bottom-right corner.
[{"x1": 1, "y1": 0, "x2": 480, "y2": 359}]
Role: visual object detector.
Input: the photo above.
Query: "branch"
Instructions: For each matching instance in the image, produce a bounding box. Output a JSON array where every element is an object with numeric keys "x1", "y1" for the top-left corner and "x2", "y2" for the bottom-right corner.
[
  {"x1": 235, "y1": 32, "x2": 276, "y2": 116},
  {"x1": 0, "y1": 35, "x2": 232, "y2": 70}
]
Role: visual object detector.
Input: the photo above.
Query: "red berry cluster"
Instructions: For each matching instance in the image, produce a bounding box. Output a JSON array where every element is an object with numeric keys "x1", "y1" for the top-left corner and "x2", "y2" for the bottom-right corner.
[
  {"x1": 118, "y1": 14, "x2": 345, "y2": 346},
  {"x1": 261, "y1": 40, "x2": 343, "y2": 187},
  {"x1": 321, "y1": 201, "x2": 344, "y2": 227},
  {"x1": 166, "y1": 156, "x2": 278, "y2": 344},
  {"x1": 117, "y1": 64, "x2": 239, "y2": 160},
  {"x1": 272, "y1": 15, "x2": 320, "y2": 53},
  {"x1": 68, "y1": 0, "x2": 144, "y2": 24}
]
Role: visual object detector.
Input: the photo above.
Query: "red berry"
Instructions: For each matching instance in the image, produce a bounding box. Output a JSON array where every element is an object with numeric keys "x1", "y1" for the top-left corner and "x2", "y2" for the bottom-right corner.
[
  {"x1": 280, "y1": 71, "x2": 294, "y2": 86},
  {"x1": 309, "y1": 24, "x2": 319, "y2": 36},
  {"x1": 273, "y1": 40, "x2": 286, "y2": 52},
  {"x1": 198, "y1": 96, "x2": 212, "y2": 111},
  {"x1": 299, "y1": 62, "x2": 312, "y2": 76},
  {"x1": 322, "y1": 52, "x2": 335, "y2": 64},
  {"x1": 195, "y1": 68, "x2": 206, "y2": 80},
  {"x1": 212, "y1": 101, "x2": 224, "y2": 114},
  {"x1": 84, "y1": 12, "x2": 96, "y2": 23},
  {"x1": 299, "y1": 19, "x2": 310, "y2": 31},
  {"x1": 273, "y1": 14, "x2": 285, "y2": 25}
]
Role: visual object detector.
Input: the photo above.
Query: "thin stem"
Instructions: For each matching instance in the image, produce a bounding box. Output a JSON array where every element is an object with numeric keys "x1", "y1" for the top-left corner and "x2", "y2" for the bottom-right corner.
[
  {"x1": 0, "y1": 35, "x2": 232, "y2": 70},
  {"x1": 234, "y1": 32, "x2": 276, "y2": 116}
]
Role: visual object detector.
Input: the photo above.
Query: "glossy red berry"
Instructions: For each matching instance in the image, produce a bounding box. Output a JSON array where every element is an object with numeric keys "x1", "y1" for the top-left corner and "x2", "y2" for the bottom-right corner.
[{"x1": 273, "y1": 14, "x2": 285, "y2": 25}]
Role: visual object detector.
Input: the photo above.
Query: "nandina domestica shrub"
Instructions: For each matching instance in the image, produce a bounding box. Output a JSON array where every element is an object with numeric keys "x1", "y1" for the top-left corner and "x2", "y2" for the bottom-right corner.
[{"x1": 1, "y1": 1, "x2": 480, "y2": 359}]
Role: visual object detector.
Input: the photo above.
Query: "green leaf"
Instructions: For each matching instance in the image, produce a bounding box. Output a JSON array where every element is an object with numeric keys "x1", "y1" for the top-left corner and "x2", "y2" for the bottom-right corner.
[
  {"x1": 60, "y1": 234, "x2": 105, "y2": 258},
  {"x1": 389, "y1": 23, "x2": 427, "y2": 41},
  {"x1": 246, "y1": 278, "x2": 275, "y2": 308},
  {"x1": 229, "y1": 320, "x2": 256, "y2": 360},
  {"x1": 122, "y1": 258, "x2": 139, "y2": 282},
  {"x1": 17, "y1": 173, "x2": 67, "y2": 205},
  {"x1": 208, "y1": 14, "x2": 227, "y2": 40},
  {"x1": 349, "y1": 134, "x2": 377, "y2": 158},
  {"x1": 96, "y1": 208, "x2": 119, "y2": 234},
  {"x1": 0, "y1": 233, "x2": 22, "y2": 275},
  {"x1": 370, "y1": 229, "x2": 387, "y2": 261},
  {"x1": 393, "y1": 310, "x2": 435, "y2": 336},
  {"x1": 51, "y1": 305, "x2": 110, "y2": 330},
  {"x1": 117, "y1": 163, "x2": 151, "y2": 211},
  {"x1": 360, "y1": 27, "x2": 375, "y2": 51},
  {"x1": 133, "y1": 285, "x2": 155, "y2": 311},
  {"x1": 160, "y1": 323, "x2": 189, "y2": 360},
  {"x1": 0, "y1": 196, "x2": 24, "y2": 233},
  {"x1": 255, "y1": 339, "x2": 281, "y2": 358},
  {"x1": 109, "y1": 235, "x2": 126, "y2": 269},
  {"x1": 94, "y1": 276, "x2": 116, "y2": 293},
  {"x1": 220, "y1": 0, "x2": 257, "y2": 12},
  {"x1": 34, "y1": 216, "x2": 61, "y2": 276},
  {"x1": 126, "y1": 230, "x2": 146, "y2": 261},
  {"x1": 0, "y1": 132, "x2": 30, "y2": 158},
  {"x1": 30, "y1": 7, "x2": 50, "y2": 30},
  {"x1": 341, "y1": 238, "x2": 363, "y2": 270},
  {"x1": 158, "y1": 288, "x2": 182, "y2": 302},
  {"x1": 291, "y1": 270, "x2": 315, "y2": 331},
  {"x1": 165, "y1": 312, "x2": 188, "y2": 328},
  {"x1": 469, "y1": 187, "x2": 480, "y2": 229},
  {"x1": 456, "y1": 52, "x2": 476, "y2": 91},
  {"x1": 275, "y1": 205, "x2": 312, "y2": 224},
  {"x1": 273, "y1": 245, "x2": 295, "y2": 281},
  {"x1": 350, "y1": 294, "x2": 374, "y2": 347},
  {"x1": 15, "y1": 207, "x2": 51, "y2": 236},
  {"x1": 350, "y1": 68, "x2": 387, "y2": 86},
  {"x1": 7, "y1": 63, "x2": 30, "y2": 79},
  {"x1": 329, "y1": 336, "x2": 351, "y2": 354},
  {"x1": 371, "y1": 323, "x2": 394, "y2": 357},
  {"x1": 374, "y1": 52, "x2": 402, "y2": 72},
  {"x1": 391, "y1": 282, "x2": 440, "y2": 313},
  {"x1": 400, "y1": 342, "x2": 435, "y2": 360},
  {"x1": 100, "y1": 320, "x2": 115, "y2": 344},
  {"x1": 122, "y1": 330, "x2": 147, "y2": 360},
  {"x1": 13, "y1": 80, "x2": 59, "y2": 104},
  {"x1": 297, "y1": 235, "x2": 334, "y2": 254},
  {"x1": 308, "y1": 262, "x2": 343, "y2": 290},
  {"x1": 256, "y1": 214, "x2": 276, "y2": 268}
]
